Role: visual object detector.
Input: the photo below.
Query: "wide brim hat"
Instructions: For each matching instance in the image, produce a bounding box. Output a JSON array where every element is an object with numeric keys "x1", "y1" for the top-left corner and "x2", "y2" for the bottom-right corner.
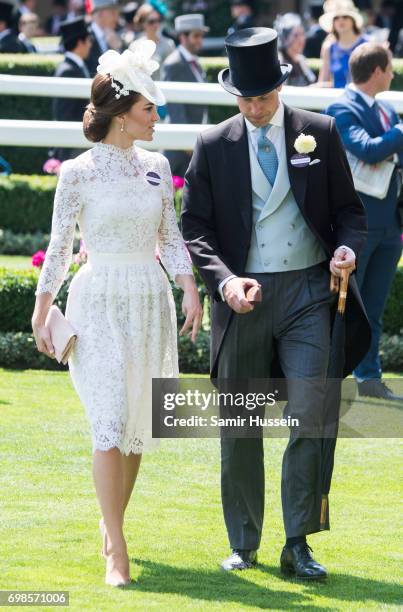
[
  {"x1": 319, "y1": 0, "x2": 363, "y2": 33},
  {"x1": 218, "y1": 27, "x2": 292, "y2": 97},
  {"x1": 60, "y1": 17, "x2": 91, "y2": 44}
]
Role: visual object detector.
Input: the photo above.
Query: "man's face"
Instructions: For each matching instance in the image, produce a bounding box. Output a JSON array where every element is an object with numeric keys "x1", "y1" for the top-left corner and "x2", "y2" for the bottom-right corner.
[
  {"x1": 97, "y1": 7, "x2": 119, "y2": 29},
  {"x1": 237, "y1": 88, "x2": 281, "y2": 127},
  {"x1": 181, "y1": 30, "x2": 204, "y2": 55},
  {"x1": 20, "y1": 16, "x2": 39, "y2": 37},
  {"x1": 80, "y1": 35, "x2": 92, "y2": 59},
  {"x1": 377, "y1": 54, "x2": 394, "y2": 92},
  {"x1": 231, "y1": 4, "x2": 250, "y2": 18}
]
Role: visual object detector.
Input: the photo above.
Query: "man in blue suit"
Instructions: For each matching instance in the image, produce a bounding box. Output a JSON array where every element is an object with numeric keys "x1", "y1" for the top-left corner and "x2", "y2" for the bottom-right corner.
[{"x1": 327, "y1": 42, "x2": 403, "y2": 400}]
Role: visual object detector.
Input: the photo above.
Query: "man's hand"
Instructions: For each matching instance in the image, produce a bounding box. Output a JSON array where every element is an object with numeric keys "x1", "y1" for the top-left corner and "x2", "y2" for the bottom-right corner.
[
  {"x1": 223, "y1": 277, "x2": 261, "y2": 314},
  {"x1": 330, "y1": 246, "x2": 356, "y2": 278}
]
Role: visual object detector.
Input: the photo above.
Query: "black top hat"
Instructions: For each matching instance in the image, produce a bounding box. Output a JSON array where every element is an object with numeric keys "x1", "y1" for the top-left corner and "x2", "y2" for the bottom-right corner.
[
  {"x1": 60, "y1": 17, "x2": 90, "y2": 44},
  {"x1": 0, "y1": 2, "x2": 14, "y2": 24},
  {"x1": 218, "y1": 27, "x2": 292, "y2": 97}
]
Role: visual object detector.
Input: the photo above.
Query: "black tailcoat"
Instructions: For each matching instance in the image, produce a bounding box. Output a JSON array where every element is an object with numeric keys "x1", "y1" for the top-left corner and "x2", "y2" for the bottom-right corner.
[{"x1": 181, "y1": 105, "x2": 371, "y2": 378}]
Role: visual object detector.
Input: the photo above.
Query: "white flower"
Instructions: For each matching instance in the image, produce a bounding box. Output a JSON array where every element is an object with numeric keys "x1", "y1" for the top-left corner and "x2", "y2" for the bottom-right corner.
[{"x1": 294, "y1": 133, "x2": 317, "y2": 154}]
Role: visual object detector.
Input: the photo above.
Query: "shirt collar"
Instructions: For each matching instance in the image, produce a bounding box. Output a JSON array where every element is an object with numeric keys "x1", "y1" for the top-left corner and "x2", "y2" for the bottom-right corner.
[
  {"x1": 244, "y1": 100, "x2": 284, "y2": 134},
  {"x1": 348, "y1": 83, "x2": 376, "y2": 107},
  {"x1": 0, "y1": 29, "x2": 11, "y2": 42},
  {"x1": 91, "y1": 21, "x2": 105, "y2": 42},
  {"x1": 178, "y1": 44, "x2": 197, "y2": 63},
  {"x1": 65, "y1": 51, "x2": 85, "y2": 68}
]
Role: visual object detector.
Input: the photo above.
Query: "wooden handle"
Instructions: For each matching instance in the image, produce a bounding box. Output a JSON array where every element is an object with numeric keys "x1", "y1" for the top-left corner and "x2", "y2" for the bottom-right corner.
[
  {"x1": 330, "y1": 274, "x2": 340, "y2": 294},
  {"x1": 337, "y1": 268, "x2": 350, "y2": 314},
  {"x1": 246, "y1": 285, "x2": 262, "y2": 304}
]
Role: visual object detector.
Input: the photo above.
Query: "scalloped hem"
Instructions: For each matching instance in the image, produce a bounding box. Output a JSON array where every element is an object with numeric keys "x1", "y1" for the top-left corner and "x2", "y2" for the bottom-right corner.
[{"x1": 92, "y1": 438, "x2": 160, "y2": 456}]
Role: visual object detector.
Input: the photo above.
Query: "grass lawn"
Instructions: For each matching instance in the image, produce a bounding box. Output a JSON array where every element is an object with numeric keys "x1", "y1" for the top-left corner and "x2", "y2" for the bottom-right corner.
[
  {"x1": 0, "y1": 255, "x2": 33, "y2": 270},
  {"x1": 0, "y1": 367, "x2": 402, "y2": 611}
]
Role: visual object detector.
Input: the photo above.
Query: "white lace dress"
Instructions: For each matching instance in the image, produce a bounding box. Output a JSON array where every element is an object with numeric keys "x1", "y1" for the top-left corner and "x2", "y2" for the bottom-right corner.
[{"x1": 35, "y1": 142, "x2": 193, "y2": 455}]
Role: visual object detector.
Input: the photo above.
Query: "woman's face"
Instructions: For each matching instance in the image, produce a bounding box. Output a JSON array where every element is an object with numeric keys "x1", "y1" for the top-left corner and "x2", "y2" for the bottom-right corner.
[
  {"x1": 144, "y1": 10, "x2": 162, "y2": 35},
  {"x1": 286, "y1": 25, "x2": 306, "y2": 55},
  {"x1": 121, "y1": 94, "x2": 160, "y2": 141},
  {"x1": 333, "y1": 15, "x2": 355, "y2": 35}
]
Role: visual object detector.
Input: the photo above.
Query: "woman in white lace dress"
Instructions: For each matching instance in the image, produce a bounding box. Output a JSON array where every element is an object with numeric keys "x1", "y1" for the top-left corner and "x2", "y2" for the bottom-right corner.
[{"x1": 31, "y1": 40, "x2": 202, "y2": 587}]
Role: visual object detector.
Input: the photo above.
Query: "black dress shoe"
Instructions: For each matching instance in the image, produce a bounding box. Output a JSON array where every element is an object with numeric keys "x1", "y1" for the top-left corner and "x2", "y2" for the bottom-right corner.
[
  {"x1": 357, "y1": 379, "x2": 403, "y2": 401},
  {"x1": 221, "y1": 549, "x2": 257, "y2": 571},
  {"x1": 280, "y1": 543, "x2": 327, "y2": 580}
]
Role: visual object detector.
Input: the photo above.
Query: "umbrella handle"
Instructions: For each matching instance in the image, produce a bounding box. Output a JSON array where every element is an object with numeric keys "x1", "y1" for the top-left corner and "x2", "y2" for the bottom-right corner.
[
  {"x1": 330, "y1": 274, "x2": 339, "y2": 293},
  {"x1": 338, "y1": 268, "x2": 350, "y2": 314}
]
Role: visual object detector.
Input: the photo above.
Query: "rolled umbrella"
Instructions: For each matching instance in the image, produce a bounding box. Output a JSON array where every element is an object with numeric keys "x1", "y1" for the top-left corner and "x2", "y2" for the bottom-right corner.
[{"x1": 320, "y1": 268, "x2": 350, "y2": 529}]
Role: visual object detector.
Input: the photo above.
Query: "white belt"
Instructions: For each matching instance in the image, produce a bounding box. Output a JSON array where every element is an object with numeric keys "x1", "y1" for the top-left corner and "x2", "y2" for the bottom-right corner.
[{"x1": 87, "y1": 251, "x2": 156, "y2": 265}]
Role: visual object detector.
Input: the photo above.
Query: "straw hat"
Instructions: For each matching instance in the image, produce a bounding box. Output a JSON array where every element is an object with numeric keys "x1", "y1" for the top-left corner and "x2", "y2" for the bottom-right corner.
[{"x1": 319, "y1": 0, "x2": 363, "y2": 33}]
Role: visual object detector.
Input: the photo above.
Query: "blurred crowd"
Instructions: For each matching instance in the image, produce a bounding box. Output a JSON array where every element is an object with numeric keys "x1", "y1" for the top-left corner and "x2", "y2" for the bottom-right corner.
[{"x1": 1, "y1": 0, "x2": 403, "y2": 67}]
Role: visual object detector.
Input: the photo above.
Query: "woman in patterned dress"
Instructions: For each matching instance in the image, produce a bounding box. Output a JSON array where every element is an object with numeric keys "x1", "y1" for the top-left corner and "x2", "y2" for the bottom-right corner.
[{"x1": 31, "y1": 40, "x2": 202, "y2": 587}]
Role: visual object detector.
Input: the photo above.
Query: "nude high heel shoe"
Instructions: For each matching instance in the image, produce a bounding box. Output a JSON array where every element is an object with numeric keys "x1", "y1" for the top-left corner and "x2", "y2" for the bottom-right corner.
[
  {"x1": 105, "y1": 549, "x2": 132, "y2": 587},
  {"x1": 100, "y1": 519, "x2": 132, "y2": 587}
]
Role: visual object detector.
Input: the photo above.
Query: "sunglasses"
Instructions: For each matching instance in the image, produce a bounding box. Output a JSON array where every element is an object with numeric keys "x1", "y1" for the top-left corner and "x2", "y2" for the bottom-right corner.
[{"x1": 146, "y1": 18, "x2": 162, "y2": 25}]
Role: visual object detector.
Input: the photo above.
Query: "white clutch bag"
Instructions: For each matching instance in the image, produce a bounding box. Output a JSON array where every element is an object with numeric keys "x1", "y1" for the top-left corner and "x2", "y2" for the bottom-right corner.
[{"x1": 45, "y1": 305, "x2": 77, "y2": 365}]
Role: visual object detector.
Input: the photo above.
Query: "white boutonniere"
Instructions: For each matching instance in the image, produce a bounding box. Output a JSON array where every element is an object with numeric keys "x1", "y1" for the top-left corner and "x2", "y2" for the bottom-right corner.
[
  {"x1": 294, "y1": 133, "x2": 317, "y2": 154},
  {"x1": 290, "y1": 133, "x2": 320, "y2": 168}
]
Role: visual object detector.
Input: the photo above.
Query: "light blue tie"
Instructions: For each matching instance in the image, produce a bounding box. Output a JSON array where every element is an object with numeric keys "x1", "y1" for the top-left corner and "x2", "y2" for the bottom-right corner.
[{"x1": 257, "y1": 125, "x2": 278, "y2": 186}]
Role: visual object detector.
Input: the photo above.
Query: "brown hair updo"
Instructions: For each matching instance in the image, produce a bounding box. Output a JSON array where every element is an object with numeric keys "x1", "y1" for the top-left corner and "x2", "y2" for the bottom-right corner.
[{"x1": 83, "y1": 73, "x2": 141, "y2": 143}]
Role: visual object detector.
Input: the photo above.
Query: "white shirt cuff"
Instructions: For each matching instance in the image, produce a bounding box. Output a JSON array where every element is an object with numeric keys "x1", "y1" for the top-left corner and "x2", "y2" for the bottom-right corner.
[{"x1": 218, "y1": 275, "x2": 237, "y2": 301}]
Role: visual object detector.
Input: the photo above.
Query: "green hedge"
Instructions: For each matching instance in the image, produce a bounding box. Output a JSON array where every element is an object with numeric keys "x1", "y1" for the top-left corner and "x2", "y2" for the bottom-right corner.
[
  {"x1": 2, "y1": 327, "x2": 403, "y2": 373},
  {"x1": 383, "y1": 266, "x2": 403, "y2": 335},
  {"x1": 0, "y1": 265, "x2": 401, "y2": 372},
  {"x1": 2, "y1": 54, "x2": 402, "y2": 174},
  {"x1": 0, "y1": 55, "x2": 63, "y2": 173},
  {"x1": 0, "y1": 228, "x2": 78, "y2": 255},
  {"x1": 0, "y1": 174, "x2": 56, "y2": 232},
  {"x1": 0, "y1": 267, "x2": 70, "y2": 333},
  {"x1": 0, "y1": 266, "x2": 210, "y2": 372},
  {"x1": 0, "y1": 228, "x2": 49, "y2": 255}
]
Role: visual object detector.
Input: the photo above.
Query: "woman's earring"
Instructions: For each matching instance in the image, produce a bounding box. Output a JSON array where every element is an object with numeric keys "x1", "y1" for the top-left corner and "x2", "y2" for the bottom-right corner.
[{"x1": 120, "y1": 121, "x2": 125, "y2": 133}]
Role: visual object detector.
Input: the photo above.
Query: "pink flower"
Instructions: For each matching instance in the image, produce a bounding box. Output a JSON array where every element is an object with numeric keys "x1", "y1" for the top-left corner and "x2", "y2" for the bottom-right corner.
[
  {"x1": 32, "y1": 250, "x2": 46, "y2": 267},
  {"x1": 172, "y1": 175, "x2": 185, "y2": 191},
  {"x1": 73, "y1": 239, "x2": 87, "y2": 265},
  {"x1": 43, "y1": 158, "x2": 62, "y2": 175}
]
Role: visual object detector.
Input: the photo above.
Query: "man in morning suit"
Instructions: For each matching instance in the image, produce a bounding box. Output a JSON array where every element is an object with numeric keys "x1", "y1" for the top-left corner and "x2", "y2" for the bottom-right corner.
[
  {"x1": 181, "y1": 28, "x2": 370, "y2": 579},
  {"x1": 0, "y1": 2, "x2": 26, "y2": 53},
  {"x1": 327, "y1": 43, "x2": 403, "y2": 401},
  {"x1": 52, "y1": 17, "x2": 92, "y2": 161},
  {"x1": 85, "y1": 0, "x2": 120, "y2": 77},
  {"x1": 161, "y1": 14, "x2": 209, "y2": 176}
]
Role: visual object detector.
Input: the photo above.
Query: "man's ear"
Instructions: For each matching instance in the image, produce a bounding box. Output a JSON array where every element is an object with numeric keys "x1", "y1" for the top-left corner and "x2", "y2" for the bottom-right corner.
[{"x1": 277, "y1": 85, "x2": 283, "y2": 92}]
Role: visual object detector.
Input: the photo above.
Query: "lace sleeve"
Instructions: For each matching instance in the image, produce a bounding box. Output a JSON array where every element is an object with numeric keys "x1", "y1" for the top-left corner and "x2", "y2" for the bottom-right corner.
[
  {"x1": 157, "y1": 154, "x2": 194, "y2": 282},
  {"x1": 35, "y1": 160, "x2": 82, "y2": 299}
]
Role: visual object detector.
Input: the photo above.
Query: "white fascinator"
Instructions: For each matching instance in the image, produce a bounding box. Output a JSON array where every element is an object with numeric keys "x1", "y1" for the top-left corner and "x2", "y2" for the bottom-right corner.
[{"x1": 96, "y1": 38, "x2": 166, "y2": 106}]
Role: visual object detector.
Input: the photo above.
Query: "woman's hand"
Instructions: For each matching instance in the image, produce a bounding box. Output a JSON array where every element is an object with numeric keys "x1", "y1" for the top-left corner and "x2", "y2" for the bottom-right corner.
[
  {"x1": 176, "y1": 276, "x2": 203, "y2": 343},
  {"x1": 32, "y1": 292, "x2": 55, "y2": 358},
  {"x1": 32, "y1": 318, "x2": 55, "y2": 359}
]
